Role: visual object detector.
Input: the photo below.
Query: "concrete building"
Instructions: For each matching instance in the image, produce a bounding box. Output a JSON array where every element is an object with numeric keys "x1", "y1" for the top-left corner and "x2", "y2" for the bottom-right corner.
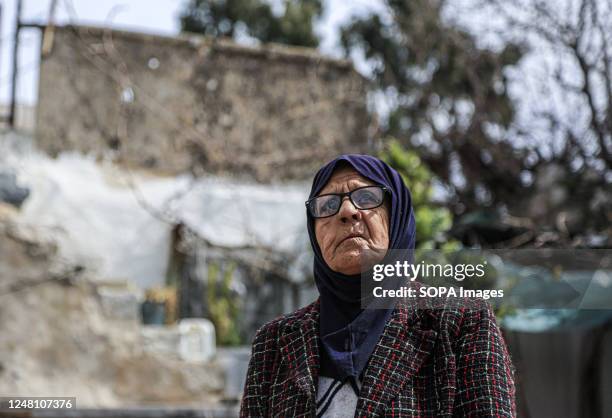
[{"x1": 35, "y1": 25, "x2": 372, "y2": 182}]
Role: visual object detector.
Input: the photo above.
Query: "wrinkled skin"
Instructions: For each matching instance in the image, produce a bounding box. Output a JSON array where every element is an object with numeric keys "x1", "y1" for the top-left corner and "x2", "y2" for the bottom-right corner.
[{"x1": 314, "y1": 166, "x2": 390, "y2": 275}]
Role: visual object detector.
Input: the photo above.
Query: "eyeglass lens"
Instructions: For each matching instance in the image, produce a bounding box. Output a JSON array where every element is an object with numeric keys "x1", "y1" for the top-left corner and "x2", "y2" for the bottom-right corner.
[{"x1": 310, "y1": 186, "x2": 384, "y2": 218}]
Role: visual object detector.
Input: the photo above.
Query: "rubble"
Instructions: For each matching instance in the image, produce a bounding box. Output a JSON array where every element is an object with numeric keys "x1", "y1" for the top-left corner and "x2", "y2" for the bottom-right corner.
[{"x1": 0, "y1": 219, "x2": 224, "y2": 407}]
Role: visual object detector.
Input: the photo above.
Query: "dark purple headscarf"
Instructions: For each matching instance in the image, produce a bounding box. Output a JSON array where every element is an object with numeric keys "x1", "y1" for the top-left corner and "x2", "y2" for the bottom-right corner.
[{"x1": 306, "y1": 154, "x2": 416, "y2": 381}]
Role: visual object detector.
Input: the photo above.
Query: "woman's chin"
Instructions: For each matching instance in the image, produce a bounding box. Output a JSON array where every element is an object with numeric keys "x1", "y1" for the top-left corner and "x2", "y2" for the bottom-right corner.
[
  {"x1": 331, "y1": 252, "x2": 367, "y2": 275},
  {"x1": 331, "y1": 246, "x2": 388, "y2": 275}
]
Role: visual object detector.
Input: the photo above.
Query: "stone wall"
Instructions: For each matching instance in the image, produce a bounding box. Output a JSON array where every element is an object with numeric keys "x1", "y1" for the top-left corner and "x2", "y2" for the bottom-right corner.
[
  {"x1": 0, "y1": 216, "x2": 224, "y2": 407},
  {"x1": 36, "y1": 25, "x2": 372, "y2": 182}
]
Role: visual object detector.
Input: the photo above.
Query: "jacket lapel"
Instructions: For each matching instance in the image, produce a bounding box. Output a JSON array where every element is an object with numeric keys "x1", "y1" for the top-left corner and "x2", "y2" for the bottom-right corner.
[
  {"x1": 278, "y1": 300, "x2": 320, "y2": 399},
  {"x1": 355, "y1": 303, "x2": 438, "y2": 417}
]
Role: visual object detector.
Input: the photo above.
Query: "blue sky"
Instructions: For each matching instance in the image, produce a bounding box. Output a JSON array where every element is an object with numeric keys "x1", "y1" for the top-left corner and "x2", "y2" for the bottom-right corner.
[{"x1": 0, "y1": 0, "x2": 386, "y2": 105}]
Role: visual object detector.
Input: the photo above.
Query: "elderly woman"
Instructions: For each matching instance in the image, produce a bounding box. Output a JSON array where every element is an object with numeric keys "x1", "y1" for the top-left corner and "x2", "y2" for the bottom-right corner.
[{"x1": 240, "y1": 154, "x2": 516, "y2": 417}]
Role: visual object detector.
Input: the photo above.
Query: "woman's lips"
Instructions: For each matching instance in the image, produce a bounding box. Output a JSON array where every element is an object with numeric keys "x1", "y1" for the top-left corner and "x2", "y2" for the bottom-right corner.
[{"x1": 338, "y1": 234, "x2": 365, "y2": 248}]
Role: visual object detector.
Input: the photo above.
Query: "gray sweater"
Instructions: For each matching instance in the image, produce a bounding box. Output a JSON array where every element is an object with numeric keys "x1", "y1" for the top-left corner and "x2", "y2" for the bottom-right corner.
[{"x1": 316, "y1": 376, "x2": 362, "y2": 417}]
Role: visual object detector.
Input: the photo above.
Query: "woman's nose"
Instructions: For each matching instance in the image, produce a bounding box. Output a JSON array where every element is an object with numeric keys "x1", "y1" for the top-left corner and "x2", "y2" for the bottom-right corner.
[{"x1": 338, "y1": 196, "x2": 361, "y2": 222}]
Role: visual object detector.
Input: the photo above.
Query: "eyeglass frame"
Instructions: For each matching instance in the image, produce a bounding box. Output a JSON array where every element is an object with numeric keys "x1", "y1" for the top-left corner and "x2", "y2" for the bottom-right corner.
[{"x1": 305, "y1": 185, "x2": 390, "y2": 219}]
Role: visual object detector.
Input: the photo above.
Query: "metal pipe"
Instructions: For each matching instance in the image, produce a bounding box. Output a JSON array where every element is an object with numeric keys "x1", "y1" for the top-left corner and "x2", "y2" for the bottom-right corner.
[
  {"x1": 0, "y1": 3, "x2": 3, "y2": 96},
  {"x1": 8, "y1": 0, "x2": 23, "y2": 129},
  {"x1": 0, "y1": 3, "x2": 5, "y2": 123}
]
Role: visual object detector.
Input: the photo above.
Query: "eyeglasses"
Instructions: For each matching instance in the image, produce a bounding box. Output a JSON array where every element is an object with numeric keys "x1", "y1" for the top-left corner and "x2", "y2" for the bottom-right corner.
[{"x1": 306, "y1": 185, "x2": 388, "y2": 219}]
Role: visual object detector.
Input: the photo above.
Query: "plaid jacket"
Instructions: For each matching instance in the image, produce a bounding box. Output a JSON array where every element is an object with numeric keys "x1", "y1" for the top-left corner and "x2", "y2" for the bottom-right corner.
[{"x1": 240, "y1": 298, "x2": 516, "y2": 417}]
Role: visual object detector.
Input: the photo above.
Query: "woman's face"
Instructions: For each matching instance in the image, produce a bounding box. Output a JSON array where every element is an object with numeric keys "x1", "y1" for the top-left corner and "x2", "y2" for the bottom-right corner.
[{"x1": 314, "y1": 166, "x2": 390, "y2": 275}]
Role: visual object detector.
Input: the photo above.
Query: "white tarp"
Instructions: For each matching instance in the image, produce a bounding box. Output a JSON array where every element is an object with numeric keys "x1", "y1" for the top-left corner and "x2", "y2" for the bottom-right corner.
[{"x1": 1, "y1": 132, "x2": 312, "y2": 288}]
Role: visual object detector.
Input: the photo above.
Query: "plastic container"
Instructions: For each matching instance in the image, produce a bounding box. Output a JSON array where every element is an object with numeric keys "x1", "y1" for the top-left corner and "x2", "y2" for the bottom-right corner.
[{"x1": 178, "y1": 318, "x2": 216, "y2": 362}]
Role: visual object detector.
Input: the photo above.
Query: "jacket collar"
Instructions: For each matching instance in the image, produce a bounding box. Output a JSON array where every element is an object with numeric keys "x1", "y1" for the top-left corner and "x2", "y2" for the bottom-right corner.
[
  {"x1": 278, "y1": 299, "x2": 321, "y2": 397},
  {"x1": 278, "y1": 298, "x2": 438, "y2": 416}
]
